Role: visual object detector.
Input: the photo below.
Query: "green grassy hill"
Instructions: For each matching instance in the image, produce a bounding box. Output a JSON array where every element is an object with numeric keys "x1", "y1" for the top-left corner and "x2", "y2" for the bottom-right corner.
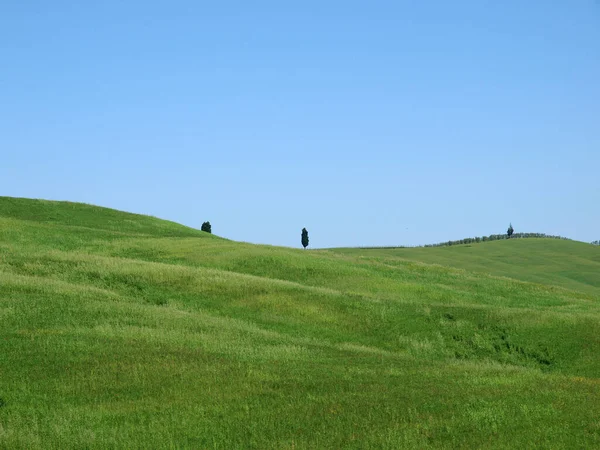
[
  {"x1": 330, "y1": 239, "x2": 600, "y2": 296},
  {"x1": 1, "y1": 197, "x2": 599, "y2": 449}
]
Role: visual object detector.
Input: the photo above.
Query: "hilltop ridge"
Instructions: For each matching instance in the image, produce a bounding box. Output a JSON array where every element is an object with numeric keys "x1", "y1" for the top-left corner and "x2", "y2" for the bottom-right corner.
[{"x1": 0, "y1": 196, "x2": 211, "y2": 238}]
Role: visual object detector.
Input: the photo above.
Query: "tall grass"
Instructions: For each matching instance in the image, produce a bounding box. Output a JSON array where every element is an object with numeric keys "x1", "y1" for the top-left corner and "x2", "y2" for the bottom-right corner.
[{"x1": 0, "y1": 197, "x2": 599, "y2": 448}]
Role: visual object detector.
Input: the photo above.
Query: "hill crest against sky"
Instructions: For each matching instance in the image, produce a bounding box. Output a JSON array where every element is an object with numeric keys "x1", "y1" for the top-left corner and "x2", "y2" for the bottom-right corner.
[
  {"x1": 2, "y1": 2, "x2": 599, "y2": 248},
  {"x1": 1, "y1": 195, "x2": 594, "y2": 248},
  {"x1": 1, "y1": 196, "x2": 599, "y2": 297}
]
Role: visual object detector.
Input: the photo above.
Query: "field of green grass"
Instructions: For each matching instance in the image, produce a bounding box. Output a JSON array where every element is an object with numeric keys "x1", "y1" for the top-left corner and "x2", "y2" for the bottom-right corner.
[
  {"x1": 331, "y1": 239, "x2": 600, "y2": 296},
  {"x1": 1, "y1": 196, "x2": 599, "y2": 448}
]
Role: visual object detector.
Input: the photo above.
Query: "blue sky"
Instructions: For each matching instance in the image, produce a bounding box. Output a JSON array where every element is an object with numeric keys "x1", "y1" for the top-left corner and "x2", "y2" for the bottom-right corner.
[{"x1": 1, "y1": 1, "x2": 599, "y2": 248}]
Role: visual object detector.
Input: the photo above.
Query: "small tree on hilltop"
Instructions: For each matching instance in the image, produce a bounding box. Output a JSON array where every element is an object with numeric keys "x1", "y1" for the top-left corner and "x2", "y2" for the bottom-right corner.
[
  {"x1": 301, "y1": 228, "x2": 309, "y2": 249},
  {"x1": 201, "y1": 221, "x2": 212, "y2": 234},
  {"x1": 507, "y1": 223, "x2": 514, "y2": 238}
]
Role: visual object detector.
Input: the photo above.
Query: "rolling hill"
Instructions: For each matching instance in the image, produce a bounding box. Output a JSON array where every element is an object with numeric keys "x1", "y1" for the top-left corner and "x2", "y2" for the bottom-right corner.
[
  {"x1": 330, "y1": 239, "x2": 600, "y2": 296},
  {"x1": 1, "y1": 197, "x2": 599, "y2": 449}
]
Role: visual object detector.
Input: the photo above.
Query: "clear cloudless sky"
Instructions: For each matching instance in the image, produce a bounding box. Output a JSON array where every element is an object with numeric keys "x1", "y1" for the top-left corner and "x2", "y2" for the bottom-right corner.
[{"x1": 1, "y1": 1, "x2": 599, "y2": 248}]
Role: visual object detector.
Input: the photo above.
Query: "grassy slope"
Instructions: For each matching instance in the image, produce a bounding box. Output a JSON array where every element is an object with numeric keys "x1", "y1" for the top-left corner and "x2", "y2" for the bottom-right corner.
[
  {"x1": 1, "y1": 197, "x2": 599, "y2": 449},
  {"x1": 330, "y1": 239, "x2": 600, "y2": 296}
]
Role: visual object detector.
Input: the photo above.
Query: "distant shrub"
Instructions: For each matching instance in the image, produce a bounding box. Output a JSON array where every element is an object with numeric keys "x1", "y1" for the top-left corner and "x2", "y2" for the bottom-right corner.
[
  {"x1": 592, "y1": 240, "x2": 600, "y2": 246},
  {"x1": 201, "y1": 221, "x2": 212, "y2": 233}
]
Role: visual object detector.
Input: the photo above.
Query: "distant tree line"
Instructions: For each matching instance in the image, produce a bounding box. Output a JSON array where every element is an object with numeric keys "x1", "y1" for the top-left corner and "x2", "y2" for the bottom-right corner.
[
  {"x1": 352, "y1": 233, "x2": 572, "y2": 250},
  {"x1": 592, "y1": 240, "x2": 600, "y2": 246},
  {"x1": 423, "y1": 232, "x2": 570, "y2": 248}
]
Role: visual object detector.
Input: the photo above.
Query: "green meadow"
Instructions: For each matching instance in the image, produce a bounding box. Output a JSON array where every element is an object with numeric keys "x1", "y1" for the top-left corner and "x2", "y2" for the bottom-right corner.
[
  {"x1": 1, "y1": 196, "x2": 599, "y2": 449},
  {"x1": 331, "y1": 240, "x2": 600, "y2": 297}
]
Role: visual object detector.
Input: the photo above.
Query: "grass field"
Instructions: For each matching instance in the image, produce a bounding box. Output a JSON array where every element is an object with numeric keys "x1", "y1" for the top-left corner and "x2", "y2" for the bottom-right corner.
[
  {"x1": 1, "y1": 196, "x2": 599, "y2": 449},
  {"x1": 330, "y1": 240, "x2": 600, "y2": 296}
]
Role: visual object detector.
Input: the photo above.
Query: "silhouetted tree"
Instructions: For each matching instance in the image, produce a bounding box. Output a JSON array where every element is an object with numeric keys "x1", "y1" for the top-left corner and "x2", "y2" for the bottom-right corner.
[
  {"x1": 301, "y1": 228, "x2": 309, "y2": 249},
  {"x1": 507, "y1": 223, "x2": 514, "y2": 238},
  {"x1": 201, "y1": 221, "x2": 212, "y2": 233}
]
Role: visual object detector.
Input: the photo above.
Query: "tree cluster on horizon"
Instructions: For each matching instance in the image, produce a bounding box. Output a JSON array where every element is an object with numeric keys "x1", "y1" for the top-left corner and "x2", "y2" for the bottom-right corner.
[
  {"x1": 354, "y1": 232, "x2": 572, "y2": 250},
  {"x1": 423, "y1": 232, "x2": 570, "y2": 248}
]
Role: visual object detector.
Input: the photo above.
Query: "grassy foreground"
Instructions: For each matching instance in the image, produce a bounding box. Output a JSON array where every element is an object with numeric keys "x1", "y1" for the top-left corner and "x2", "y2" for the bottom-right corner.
[{"x1": 0, "y1": 197, "x2": 599, "y2": 449}]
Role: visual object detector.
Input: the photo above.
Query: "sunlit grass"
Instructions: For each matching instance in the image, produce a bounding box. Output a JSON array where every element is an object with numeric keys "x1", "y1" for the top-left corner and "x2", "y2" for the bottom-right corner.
[
  {"x1": 331, "y1": 239, "x2": 600, "y2": 295},
  {"x1": 0, "y1": 197, "x2": 599, "y2": 448}
]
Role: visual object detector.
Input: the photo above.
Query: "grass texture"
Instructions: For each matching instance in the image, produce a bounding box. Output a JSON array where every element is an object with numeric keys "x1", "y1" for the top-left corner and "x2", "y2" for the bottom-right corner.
[{"x1": 0, "y1": 196, "x2": 599, "y2": 449}]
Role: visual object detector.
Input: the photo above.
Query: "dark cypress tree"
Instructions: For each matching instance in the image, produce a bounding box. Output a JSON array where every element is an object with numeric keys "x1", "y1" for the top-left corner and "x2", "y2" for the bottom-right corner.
[
  {"x1": 301, "y1": 228, "x2": 309, "y2": 249},
  {"x1": 201, "y1": 221, "x2": 212, "y2": 234},
  {"x1": 507, "y1": 223, "x2": 514, "y2": 238}
]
